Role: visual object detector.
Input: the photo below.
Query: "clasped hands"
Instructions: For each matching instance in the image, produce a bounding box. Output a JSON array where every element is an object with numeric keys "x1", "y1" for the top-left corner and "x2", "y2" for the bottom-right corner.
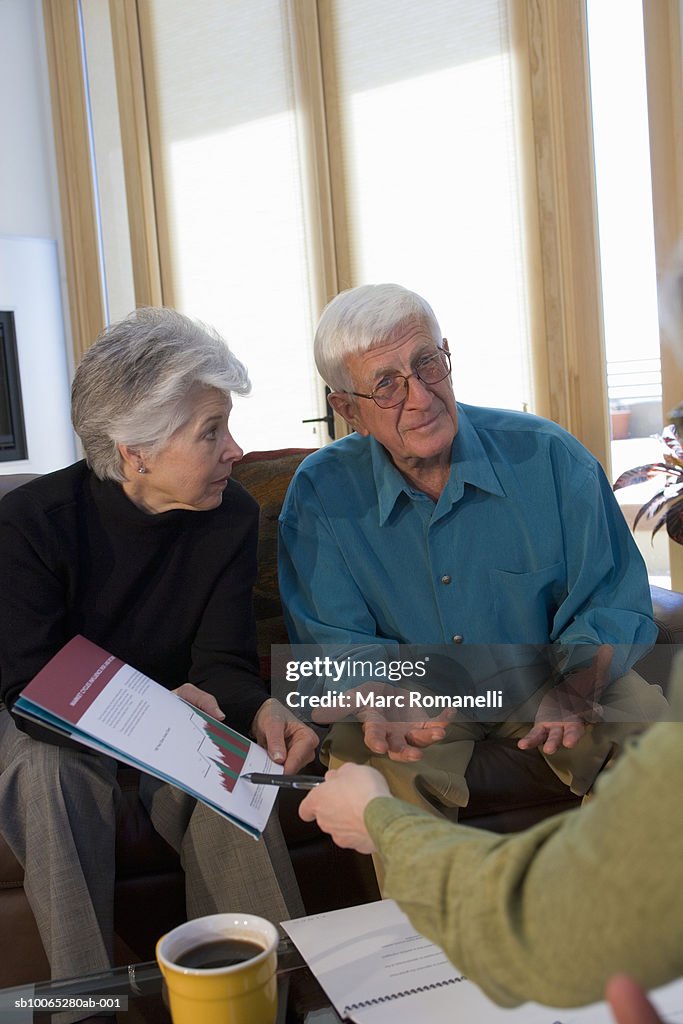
[{"x1": 173, "y1": 685, "x2": 318, "y2": 773}]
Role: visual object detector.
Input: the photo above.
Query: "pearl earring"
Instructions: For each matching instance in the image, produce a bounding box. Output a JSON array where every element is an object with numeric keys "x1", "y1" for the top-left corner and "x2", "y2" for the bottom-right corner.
[{"x1": 138, "y1": 465, "x2": 146, "y2": 475}]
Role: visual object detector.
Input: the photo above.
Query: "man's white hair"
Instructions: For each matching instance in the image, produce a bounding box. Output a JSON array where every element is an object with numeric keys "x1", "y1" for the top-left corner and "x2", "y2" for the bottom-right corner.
[{"x1": 314, "y1": 284, "x2": 443, "y2": 391}]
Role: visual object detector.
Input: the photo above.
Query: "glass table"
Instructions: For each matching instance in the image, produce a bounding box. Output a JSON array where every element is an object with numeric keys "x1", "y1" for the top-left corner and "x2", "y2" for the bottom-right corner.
[{"x1": 0, "y1": 937, "x2": 342, "y2": 1024}]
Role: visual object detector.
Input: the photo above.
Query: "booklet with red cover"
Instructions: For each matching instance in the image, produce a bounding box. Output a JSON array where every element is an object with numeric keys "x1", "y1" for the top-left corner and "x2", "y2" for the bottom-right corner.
[{"x1": 13, "y1": 634, "x2": 280, "y2": 839}]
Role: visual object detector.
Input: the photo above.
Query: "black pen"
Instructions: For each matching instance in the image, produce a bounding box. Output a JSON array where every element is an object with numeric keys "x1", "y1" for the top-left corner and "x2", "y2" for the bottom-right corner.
[{"x1": 242, "y1": 772, "x2": 323, "y2": 790}]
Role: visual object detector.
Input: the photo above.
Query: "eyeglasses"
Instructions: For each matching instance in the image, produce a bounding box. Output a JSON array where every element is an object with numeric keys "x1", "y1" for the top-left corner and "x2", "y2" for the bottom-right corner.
[{"x1": 348, "y1": 348, "x2": 452, "y2": 409}]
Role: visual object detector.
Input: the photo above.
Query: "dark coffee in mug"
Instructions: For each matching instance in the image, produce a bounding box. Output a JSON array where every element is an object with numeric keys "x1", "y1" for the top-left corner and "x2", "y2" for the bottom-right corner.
[{"x1": 175, "y1": 938, "x2": 264, "y2": 970}]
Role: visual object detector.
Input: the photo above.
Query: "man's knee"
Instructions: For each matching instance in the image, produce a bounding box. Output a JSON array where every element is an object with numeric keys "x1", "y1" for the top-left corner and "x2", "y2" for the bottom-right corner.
[
  {"x1": 601, "y1": 670, "x2": 669, "y2": 724},
  {"x1": 326, "y1": 736, "x2": 469, "y2": 817}
]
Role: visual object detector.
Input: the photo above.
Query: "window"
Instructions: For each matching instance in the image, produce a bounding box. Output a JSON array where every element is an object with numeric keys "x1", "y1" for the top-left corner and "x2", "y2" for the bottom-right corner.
[
  {"x1": 44, "y1": 0, "x2": 683, "y2": 589},
  {"x1": 319, "y1": 0, "x2": 531, "y2": 411},
  {"x1": 135, "y1": 0, "x2": 323, "y2": 451},
  {"x1": 587, "y1": 0, "x2": 683, "y2": 587},
  {"x1": 47, "y1": 0, "x2": 536, "y2": 454},
  {"x1": 587, "y1": 0, "x2": 667, "y2": 584}
]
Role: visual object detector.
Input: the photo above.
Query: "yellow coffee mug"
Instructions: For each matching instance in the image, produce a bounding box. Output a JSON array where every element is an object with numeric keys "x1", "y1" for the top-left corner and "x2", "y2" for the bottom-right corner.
[{"x1": 156, "y1": 913, "x2": 279, "y2": 1024}]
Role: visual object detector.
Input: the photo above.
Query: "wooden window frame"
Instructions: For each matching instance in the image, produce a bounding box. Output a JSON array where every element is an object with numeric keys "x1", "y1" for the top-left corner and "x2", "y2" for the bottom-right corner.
[
  {"x1": 42, "y1": 0, "x2": 105, "y2": 363},
  {"x1": 43, "y1": 0, "x2": 681, "y2": 492},
  {"x1": 511, "y1": 0, "x2": 609, "y2": 468},
  {"x1": 642, "y1": 0, "x2": 683, "y2": 586}
]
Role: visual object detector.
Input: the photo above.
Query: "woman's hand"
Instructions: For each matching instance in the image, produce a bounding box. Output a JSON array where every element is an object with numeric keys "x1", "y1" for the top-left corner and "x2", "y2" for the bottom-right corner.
[
  {"x1": 298, "y1": 763, "x2": 390, "y2": 854},
  {"x1": 173, "y1": 683, "x2": 225, "y2": 720},
  {"x1": 251, "y1": 698, "x2": 319, "y2": 773}
]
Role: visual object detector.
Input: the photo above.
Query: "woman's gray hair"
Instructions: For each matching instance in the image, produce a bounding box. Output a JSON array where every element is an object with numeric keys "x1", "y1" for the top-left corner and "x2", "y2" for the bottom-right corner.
[
  {"x1": 314, "y1": 283, "x2": 443, "y2": 391},
  {"x1": 72, "y1": 307, "x2": 250, "y2": 482}
]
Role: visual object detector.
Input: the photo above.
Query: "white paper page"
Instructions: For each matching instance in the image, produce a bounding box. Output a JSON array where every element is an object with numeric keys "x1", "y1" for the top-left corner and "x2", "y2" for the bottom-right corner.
[
  {"x1": 351, "y1": 980, "x2": 683, "y2": 1024},
  {"x1": 283, "y1": 899, "x2": 462, "y2": 1019},
  {"x1": 284, "y1": 900, "x2": 683, "y2": 1024},
  {"x1": 73, "y1": 662, "x2": 278, "y2": 833}
]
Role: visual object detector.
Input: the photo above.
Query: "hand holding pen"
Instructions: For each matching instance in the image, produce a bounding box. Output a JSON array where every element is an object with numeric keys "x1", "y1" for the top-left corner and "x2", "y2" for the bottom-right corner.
[{"x1": 242, "y1": 772, "x2": 323, "y2": 790}]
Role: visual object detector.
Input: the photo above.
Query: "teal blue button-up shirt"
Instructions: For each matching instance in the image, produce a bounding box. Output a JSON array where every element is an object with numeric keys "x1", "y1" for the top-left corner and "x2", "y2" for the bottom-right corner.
[{"x1": 278, "y1": 404, "x2": 656, "y2": 698}]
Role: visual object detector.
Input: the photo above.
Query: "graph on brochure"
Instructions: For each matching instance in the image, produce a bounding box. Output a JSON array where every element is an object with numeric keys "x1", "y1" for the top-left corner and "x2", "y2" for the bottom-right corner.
[{"x1": 190, "y1": 707, "x2": 250, "y2": 793}]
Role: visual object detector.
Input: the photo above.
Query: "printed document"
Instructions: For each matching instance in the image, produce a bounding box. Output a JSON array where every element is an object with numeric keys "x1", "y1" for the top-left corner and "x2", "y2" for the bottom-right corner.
[
  {"x1": 13, "y1": 634, "x2": 280, "y2": 838},
  {"x1": 282, "y1": 899, "x2": 683, "y2": 1024}
]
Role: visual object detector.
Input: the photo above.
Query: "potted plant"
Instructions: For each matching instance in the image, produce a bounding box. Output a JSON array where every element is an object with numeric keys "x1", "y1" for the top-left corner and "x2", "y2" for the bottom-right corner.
[
  {"x1": 613, "y1": 424, "x2": 683, "y2": 543},
  {"x1": 610, "y1": 401, "x2": 632, "y2": 440}
]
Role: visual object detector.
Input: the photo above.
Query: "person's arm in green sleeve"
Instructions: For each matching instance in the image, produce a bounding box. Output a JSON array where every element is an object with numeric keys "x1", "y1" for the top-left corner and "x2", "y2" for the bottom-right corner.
[{"x1": 300, "y1": 719, "x2": 683, "y2": 1008}]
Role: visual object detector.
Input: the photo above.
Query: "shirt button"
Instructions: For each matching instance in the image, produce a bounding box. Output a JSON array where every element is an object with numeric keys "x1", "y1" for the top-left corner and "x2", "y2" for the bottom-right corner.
[
  {"x1": 452, "y1": 634, "x2": 464, "y2": 644},
  {"x1": 441, "y1": 575, "x2": 452, "y2": 585}
]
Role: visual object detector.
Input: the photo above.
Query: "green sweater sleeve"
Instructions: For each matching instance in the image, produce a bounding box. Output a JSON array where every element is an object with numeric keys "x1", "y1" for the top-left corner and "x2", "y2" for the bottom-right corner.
[{"x1": 365, "y1": 680, "x2": 683, "y2": 1008}]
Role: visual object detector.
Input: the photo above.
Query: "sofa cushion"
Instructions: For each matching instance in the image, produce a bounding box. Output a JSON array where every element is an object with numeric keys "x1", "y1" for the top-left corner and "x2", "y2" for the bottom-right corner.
[{"x1": 232, "y1": 450, "x2": 313, "y2": 664}]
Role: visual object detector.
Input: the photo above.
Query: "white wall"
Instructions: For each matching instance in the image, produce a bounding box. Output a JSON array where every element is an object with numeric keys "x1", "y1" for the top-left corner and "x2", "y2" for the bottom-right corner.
[{"x1": 0, "y1": 0, "x2": 75, "y2": 472}]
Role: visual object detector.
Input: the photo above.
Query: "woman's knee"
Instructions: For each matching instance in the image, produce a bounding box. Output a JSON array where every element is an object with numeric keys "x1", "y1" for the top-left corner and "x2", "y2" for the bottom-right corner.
[{"x1": 2, "y1": 739, "x2": 119, "y2": 811}]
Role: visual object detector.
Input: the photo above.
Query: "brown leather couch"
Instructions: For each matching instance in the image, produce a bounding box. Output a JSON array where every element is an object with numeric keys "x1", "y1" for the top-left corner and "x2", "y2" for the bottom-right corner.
[{"x1": 1, "y1": 452, "x2": 681, "y2": 989}]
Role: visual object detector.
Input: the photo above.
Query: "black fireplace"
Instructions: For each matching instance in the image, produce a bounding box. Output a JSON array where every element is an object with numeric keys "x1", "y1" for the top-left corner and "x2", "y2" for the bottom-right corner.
[{"x1": 0, "y1": 311, "x2": 27, "y2": 461}]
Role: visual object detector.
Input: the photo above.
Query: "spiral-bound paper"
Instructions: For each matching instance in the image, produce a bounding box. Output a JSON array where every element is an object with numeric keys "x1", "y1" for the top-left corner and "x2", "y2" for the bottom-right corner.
[{"x1": 344, "y1": 974, "x2": 467, "y2": 1014}]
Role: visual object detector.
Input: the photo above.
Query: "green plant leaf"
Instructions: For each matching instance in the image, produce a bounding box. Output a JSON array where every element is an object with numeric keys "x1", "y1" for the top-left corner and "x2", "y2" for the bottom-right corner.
[
  {"x1": 652, "y1": 495, "x2": 683, "y2": 541},
  {"x1": 613, "y1": 464, "x2": 671, "y2": 490},
  {"x1": 633, "y1": 491, "x2": 670, "y2": 530},
  {"x1": 666, "y1": 500, "x2": 683, "y2": 544},
  {"x1": 616, "y1": 424, "x2": 683, "y2": 545},
  {"x1": 661, "y1": 425, "x2": 683, "y2": 461},
  {"x1": 652, "y1": 509, "x2": 670, "y2": 540},
  {"x1": 662, "y1": 452, "x2": 683, "y2": 471}
]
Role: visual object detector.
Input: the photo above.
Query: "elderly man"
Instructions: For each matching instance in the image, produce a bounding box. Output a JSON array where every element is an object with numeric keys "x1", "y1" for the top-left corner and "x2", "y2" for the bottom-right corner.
[{"x1": 278, "y1": 283, "x2": 668, "y2": 815}]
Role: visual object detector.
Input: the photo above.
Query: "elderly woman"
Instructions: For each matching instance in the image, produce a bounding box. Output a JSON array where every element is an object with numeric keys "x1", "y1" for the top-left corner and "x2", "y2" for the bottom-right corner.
[{"x1": 0, "y1": 307, "x2": 318, "y2": 995}]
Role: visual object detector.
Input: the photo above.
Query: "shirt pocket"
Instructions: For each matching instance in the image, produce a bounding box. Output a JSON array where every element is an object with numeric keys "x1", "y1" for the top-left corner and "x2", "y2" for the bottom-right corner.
[{"x1": 489, "y1": 561, "x2": 566, "y2": 643}]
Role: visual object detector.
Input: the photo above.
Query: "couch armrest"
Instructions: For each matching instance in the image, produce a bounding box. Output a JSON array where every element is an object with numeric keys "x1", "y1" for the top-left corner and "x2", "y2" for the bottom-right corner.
[
  {"x1": 651, "y1": 584, "x2": 683, "y2": 644},
  {"x1": 633, "y1": 585, "x2": 683, "y2": 694}
]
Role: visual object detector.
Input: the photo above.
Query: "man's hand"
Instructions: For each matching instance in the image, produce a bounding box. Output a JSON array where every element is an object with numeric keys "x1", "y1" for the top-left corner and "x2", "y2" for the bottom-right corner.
[
  {"x1": 361, "y1": 710, "x2": 451, "y2": 761},
  {"x1": 518, "y1": 645, "x2": 613, "y2": 755},
  {"x1": 251, "y1": 698, "x2": 319, "y2": 773},
  {"x1": 298, "y1": 763, "x2": 390, "y2": 853},
  {"x1": 606, "y1": 975, "x2": 664, "y2": 1024},
  {"x1": 310, "y1": 681, "x2": 452, "y2": 763},
  {"x1": 173, "y1": 683, "x2": 225, "y2": 720}
]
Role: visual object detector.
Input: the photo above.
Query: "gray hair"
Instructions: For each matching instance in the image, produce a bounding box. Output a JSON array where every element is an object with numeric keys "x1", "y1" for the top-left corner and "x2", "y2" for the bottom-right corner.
[
  {"x1": 314, "y1": 284, "x2": 443, "y2": 391},
  {"x1": 72, "y1": 307, "x2": 250, "y2": 482}
]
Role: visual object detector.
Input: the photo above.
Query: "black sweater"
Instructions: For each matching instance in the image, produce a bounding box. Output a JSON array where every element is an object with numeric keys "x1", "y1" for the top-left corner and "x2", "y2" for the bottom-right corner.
[{"x1": 0, "y1": 461, "x2": 268, "y2": 745}]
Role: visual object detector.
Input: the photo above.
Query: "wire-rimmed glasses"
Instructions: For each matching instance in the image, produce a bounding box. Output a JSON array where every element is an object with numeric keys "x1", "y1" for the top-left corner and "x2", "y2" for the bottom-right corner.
[{"x1": 348, "y1": 348, "x2": 452, "y2": 409}]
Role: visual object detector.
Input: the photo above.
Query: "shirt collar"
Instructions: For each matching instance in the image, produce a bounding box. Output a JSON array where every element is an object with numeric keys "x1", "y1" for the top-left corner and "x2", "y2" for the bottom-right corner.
[{"x1": 372, "y1": 404, "x2": 507, "y2": 525}]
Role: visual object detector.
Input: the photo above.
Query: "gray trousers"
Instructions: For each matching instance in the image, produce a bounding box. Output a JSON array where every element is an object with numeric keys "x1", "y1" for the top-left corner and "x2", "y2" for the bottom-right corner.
[{"x1": 0, "y1": 710, "x2": 303, "y2": 982}]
